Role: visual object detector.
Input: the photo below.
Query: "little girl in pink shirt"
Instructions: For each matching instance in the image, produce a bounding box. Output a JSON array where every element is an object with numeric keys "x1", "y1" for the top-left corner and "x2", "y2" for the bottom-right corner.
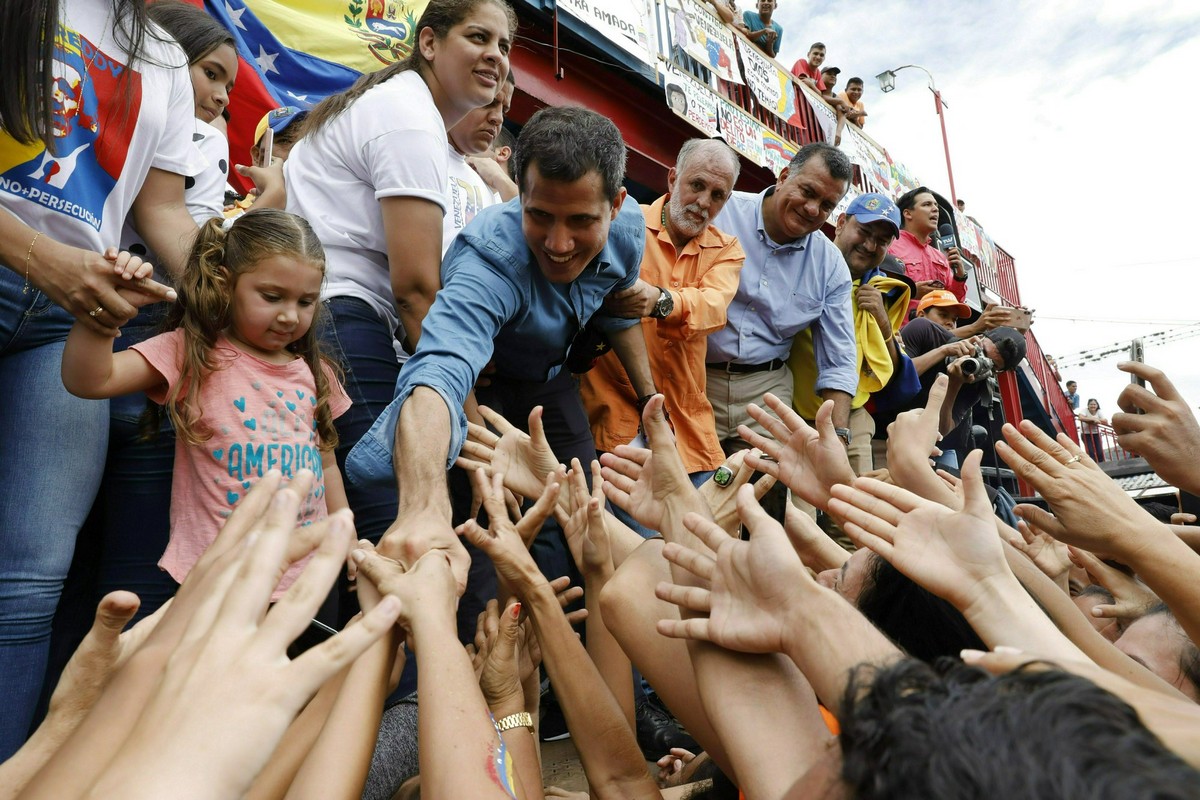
[{"x1": 63, "y1": 209, "x2": 351, "y2": 596}]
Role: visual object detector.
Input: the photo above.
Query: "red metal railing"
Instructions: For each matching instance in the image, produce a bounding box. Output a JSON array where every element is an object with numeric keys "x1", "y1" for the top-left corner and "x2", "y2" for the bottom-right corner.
[
  {"x1": 1022, "y1": 329, "x2": 1077, "y2": 442},
  {"x1": 1077, "y1": 419, "x2": 1133, "y2": 464}
]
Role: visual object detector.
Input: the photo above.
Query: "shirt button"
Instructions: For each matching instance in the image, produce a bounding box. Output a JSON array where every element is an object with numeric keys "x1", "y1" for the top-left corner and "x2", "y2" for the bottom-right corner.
[{"x1": 672, "y1": 281, "x2": 680, "y2": 287}]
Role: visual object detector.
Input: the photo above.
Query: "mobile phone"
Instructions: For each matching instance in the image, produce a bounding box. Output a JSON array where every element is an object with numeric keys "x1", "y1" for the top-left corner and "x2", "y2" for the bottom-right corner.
[
  {"x1": 929, "y1": 280, "x2": 945, "y2": 289},
  {"x1": 257, "y1": 128, "x2": 274, "y2": 168},
  {"x1": 1130, "y1": 338, "x2": 1146, "y2": 388}
]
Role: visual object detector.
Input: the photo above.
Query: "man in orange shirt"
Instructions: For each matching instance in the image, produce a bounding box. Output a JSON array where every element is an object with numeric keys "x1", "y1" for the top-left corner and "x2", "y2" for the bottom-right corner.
[{"x1": 580, "y1": 138, "x2": 745, "y2": 489}]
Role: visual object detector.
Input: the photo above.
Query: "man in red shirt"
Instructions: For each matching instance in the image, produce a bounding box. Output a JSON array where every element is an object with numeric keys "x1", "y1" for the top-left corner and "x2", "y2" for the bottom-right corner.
[
  {"x1": 791, "y1": 42, "x2": 827, "y2": 91},
  {"x1": 887, "y1": 186, "x2": 967, "y2": 312}
]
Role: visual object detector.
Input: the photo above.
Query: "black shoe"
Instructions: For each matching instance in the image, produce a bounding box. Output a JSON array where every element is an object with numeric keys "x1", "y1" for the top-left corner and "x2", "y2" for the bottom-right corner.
[
  {"x1": 539, "y1": 682, "x2": 571, "y2": 742},
  {"x1": 635, "y1": 692, "x2": 698, "y2": 760}
]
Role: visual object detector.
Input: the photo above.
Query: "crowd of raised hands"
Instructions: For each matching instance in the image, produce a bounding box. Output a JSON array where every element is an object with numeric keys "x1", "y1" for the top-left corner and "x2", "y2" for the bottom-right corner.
[{"x1": 6, "y1": 359, "x2": 1200, "y2": 799}]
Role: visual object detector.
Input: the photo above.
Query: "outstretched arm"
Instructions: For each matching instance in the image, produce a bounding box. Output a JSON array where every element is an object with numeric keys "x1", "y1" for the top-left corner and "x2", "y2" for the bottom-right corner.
[
  {"x1": 462, "y1": 470, "x2": 661, "y2": 800},
  {"x1": 354, "y1": 549, "x2": 516, "y2": 800}
]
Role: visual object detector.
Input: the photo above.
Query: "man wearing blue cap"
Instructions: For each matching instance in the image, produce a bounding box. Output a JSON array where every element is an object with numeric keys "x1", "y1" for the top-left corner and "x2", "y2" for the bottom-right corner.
[{"x1": 790, "y1": 192, "x2": 920, "y2": 474}]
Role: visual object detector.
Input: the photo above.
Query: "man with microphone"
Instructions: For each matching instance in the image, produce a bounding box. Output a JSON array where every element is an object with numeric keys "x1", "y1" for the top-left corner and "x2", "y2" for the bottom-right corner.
[{"x1": 888, "y1": 186, "x2": 967, "y2": 313}]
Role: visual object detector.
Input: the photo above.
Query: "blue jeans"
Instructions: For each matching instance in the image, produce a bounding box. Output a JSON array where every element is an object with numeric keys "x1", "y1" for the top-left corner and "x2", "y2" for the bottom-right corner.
[
  {"x1": 319, "y1": 298, "x2": 403, "y2": 625},
  {"x1": 0, "y1": 269, "x2": 109, "y2": 759}
]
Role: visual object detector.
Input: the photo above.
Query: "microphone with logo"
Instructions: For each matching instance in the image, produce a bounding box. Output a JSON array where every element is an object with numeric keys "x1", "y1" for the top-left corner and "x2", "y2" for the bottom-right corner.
[{"x1": 937, "y1": 223, "x2": 957, "y2": 253}]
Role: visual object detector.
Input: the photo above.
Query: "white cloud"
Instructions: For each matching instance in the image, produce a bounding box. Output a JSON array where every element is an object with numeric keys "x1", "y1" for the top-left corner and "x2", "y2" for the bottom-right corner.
[{"x1": 771, "y1": 0, "x2": 1200, "y2": 410}]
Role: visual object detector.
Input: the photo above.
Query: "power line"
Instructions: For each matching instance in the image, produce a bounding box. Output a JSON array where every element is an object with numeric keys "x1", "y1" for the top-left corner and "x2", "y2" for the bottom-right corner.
[{"x1": 1054, "y1": 326, "x2": 1200, "y2": 368}]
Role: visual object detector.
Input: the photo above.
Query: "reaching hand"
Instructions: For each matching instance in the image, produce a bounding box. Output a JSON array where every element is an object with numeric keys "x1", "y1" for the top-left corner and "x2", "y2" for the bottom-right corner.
[
  {"x1": 828, "y1": 450, "x2": 1010, "y2": 612},
  {"x1": 1068, "y1": 547, "x2": 1160, "y2": 621},
  {"x1": 1112, "y1": 362, "x2": 1200, "y2": 495},
  {"x1": 458, "y1": 470, "x2": 548, "y2": 596},
  {"x1": 351, "y1": 546, "x2": 459, "y2": 634},
  {"x1": 997, "y1": 419, "x2": 1167, "y2": 558},
  {"x1": 1005, "y1": 518, "x2": 1071, "y2": 590},
  {"x1": 378, "y1": 507, "x2": 471, "y2": 597},
  {"x1": 556, "y1": 458, "x2": 611, "y2": 578},
  {"x1": 473, "y1": 599, "x2": 525, "y2": 713},
  {"x1": 696, "y1": 448, "x2": 776, "y2": 536},
  {"x1": 739, "y1": 395, "x2": 854, "y2": 509},
  {"x1": 886, "y1": 374, "x2": 949, "y2": 474},
  {"x1": 655, "y1": 485, "x2": 811, "y2": 654},
  {"x1": 513, "y1": 472, "x2": 560, "y2": 549},
  {"x1": 456, "y1": 405, "x2": 563, "y2": 501},
  {"x1": 600, "y1": 394, "x2": 698, "y2": 533},
  {"x1": 91, "y1": 496, "x2": 401, "y2": 799}
]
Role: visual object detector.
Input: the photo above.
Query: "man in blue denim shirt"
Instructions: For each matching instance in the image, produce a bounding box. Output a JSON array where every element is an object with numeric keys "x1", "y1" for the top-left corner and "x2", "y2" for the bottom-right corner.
[
  {"x1": 706, "y1": 142, "x2": 858, "y2": 454},
  {"x1": 345, "y1": 107, "x2": 656, "y2": 591}
]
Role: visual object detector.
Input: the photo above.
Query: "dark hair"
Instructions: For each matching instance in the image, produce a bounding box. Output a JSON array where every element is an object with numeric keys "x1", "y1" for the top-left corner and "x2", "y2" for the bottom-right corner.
[
  {"x1": 1066, "y1": 379, "x2": 1077, "y2": 386},
  {"x1": 786, "y1": 141, "x2": 852, "y2": 184},
  {"x1": 847, "y1": 77, "x2": 864, "y2": 88},
  {"x1": 855, "y1": 554, "x2": 986, "y2": 662},
  {"x1": 301, "y1": 0, "x2": 516, "y2": 138},
  {"x1": 809, "y1": 41, "x2": 826, "y2": 50},
  {"x1": 1087, "y1": 397, "x2": 1100, "y2": 409},
  {"x1": 984, "y1": 326, "x2": 1026, "y2": 371},
  {"x1": 839, "y1": 658, "x2": 1200, "y2": 798},
  {"x1": 513, "y1": 106, "x2": 626, "y2": 202},
  {"x1": 821, "y1": 66, "x2": 841, "y2": 76},
  {"x1": 146, "y1": 1, "x2": 234, "y2": 65},
  {"x1": 1143, "y1": 604, "x2": 1200, "y2": 697},
  {"x1": 144, "y1": 209, "x2": 340, "y2": 451},
  {"x1": 896, "y1": 186, "x2": 935, "y2": 214},
  {"x1": 2, "y1": 0, "x2": 150, "y2": 151},
  {"x1": 1079, "y1": 583, "x2": 1114, "y2": 603}
]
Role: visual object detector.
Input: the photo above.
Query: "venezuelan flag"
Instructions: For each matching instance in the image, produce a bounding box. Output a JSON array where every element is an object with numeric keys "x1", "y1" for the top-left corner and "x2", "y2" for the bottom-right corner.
[{"x1": 179, "y1": 0, "x2": 428, "y2": 188}]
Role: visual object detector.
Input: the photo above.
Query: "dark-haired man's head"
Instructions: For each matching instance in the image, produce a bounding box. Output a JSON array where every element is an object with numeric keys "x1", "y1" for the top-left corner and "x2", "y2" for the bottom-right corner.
[
  {"x1": 897, "y1": 186, "x2": 939, "y2": 239},
  {"x1": 763, "y1": 142, "x2": 850, "y2": 243},
  {"x1": 1117, "y1": 604, "x2": 1200, "y2": 702},
  {"x1": 513, "y1": 106, "x2": 627, "y2": 284},
  {"x1": 839, "y1": 659, "x2": 1200, "y2": 798},
  {"x1": 845, "y1": 76, "x2": 864, "y2": 105},
  {"x1": 1073, "y1": 583, "x2": 1121, "y2": 641},
  {"x1": 815, "y1": 550, "x2": 986, "y2": 662}
]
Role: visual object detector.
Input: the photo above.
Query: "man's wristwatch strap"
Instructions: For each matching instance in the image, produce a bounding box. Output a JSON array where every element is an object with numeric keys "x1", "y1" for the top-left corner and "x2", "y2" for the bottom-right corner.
[
  {"x1": 495, "y1": 711, "x2": 535, "y2": 733},
  {"x1": 835, "y1": 427, "x2": 852, "y2": 444}
]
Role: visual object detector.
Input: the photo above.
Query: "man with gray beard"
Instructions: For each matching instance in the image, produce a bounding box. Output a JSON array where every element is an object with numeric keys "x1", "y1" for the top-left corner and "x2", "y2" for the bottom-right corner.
[{"x1": 579, "y1": 139, "x2": 745, "y2": 488}]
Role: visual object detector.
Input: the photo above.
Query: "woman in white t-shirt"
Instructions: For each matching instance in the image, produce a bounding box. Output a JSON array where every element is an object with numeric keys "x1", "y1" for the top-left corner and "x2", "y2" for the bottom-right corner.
[
  {"x1": 0, "y1": 0, "x2": 203, "y2": 758},
  {"x1": 285, "y1": 0, "x2": 514, "y2": 550}
]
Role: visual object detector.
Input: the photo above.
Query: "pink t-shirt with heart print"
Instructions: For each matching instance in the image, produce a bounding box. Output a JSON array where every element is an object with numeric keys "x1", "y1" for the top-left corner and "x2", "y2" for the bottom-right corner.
[{"x1": 132, "y1": 330, "x2": 351, "y2": 597}]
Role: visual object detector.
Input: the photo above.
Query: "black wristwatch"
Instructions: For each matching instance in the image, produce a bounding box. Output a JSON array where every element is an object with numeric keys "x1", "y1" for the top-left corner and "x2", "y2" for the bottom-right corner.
[{"x1": 650, "y1": 287, "x2": 674, "y2": 319}]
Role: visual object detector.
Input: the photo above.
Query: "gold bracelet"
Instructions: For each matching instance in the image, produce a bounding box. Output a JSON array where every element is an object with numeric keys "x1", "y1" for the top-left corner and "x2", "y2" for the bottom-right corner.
[
  {"x1": 494, "y1": 711, "x2": 535, "y2": 733},
  {"x1": 23, "y1": 231, "x2": 41, "y2": 294}
]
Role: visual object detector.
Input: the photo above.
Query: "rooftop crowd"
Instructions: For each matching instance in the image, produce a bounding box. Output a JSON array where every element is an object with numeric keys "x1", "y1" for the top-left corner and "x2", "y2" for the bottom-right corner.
[{"x1": 1, "y1": 0, "x2": 1199, "y2": 798}]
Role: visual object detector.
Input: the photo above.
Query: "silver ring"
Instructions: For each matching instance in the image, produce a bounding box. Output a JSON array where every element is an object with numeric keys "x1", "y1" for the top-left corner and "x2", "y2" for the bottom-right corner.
[
  {"x1": 88, "y1": 305, "x2": 104, "y2": 317},
  {"x1": 1064, "y1": 454, "x2": 1082, "y2": 464}
]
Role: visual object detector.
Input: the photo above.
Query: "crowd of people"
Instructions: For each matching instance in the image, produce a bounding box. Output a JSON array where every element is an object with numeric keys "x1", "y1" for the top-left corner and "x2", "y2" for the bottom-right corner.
[{"x1": 2, "y1": 0, "x2": 1200, "y2": 797}]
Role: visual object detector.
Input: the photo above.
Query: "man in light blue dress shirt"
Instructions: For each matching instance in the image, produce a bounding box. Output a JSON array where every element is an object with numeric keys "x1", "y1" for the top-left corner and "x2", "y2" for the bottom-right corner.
[
  {"x1": 345, "y1": 107, "x2": 657, "y2": 594},
  {"x1": 706, "y1": 142, "x2": 858, "y2": 453}
]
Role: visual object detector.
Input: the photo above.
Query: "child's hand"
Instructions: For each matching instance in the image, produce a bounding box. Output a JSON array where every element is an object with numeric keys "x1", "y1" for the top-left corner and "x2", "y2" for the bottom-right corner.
[{"x1": 105, "y1": 247, "x2": 155, "y2": 282}]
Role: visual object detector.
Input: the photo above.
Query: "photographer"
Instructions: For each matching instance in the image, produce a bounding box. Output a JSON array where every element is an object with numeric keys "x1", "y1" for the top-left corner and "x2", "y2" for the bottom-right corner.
[{"x1": 885, "y1": 305, "x2": 1025, "y2": 467}]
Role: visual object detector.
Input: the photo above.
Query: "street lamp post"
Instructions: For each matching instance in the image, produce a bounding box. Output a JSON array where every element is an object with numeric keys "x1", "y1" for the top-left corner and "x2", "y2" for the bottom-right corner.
[{"x1": 875, "y1": 64, "x2": 957, "y2": 206}]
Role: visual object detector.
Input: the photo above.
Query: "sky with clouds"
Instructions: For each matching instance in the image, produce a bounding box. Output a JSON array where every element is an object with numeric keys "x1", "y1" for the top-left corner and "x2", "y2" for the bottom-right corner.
[{"x1": 768, "y1": 0, "x2": 1200, "y2": 416}]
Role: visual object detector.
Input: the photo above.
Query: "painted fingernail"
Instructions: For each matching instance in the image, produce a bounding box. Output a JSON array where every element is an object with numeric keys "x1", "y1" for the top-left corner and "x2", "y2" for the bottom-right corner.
[
  {"x1": 511, "y1": 602, "x2": 522, "y2": 619},
  {"x1": 960, "y1": 649, "x2": 986, "y2": 661}
]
